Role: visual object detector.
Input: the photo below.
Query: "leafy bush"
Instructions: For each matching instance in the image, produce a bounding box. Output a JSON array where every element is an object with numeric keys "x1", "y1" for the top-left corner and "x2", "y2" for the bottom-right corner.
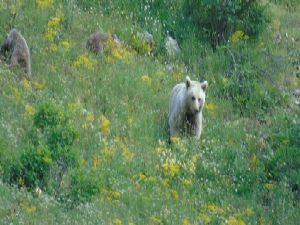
[
  {"x1": 212, "y1": 44, "x2": 284, "y2": 116},
  {"x1": 6, "y1": 145, "x2": 52, "y2": 191},
  {"x1": 266, "y1": 118, "x2": 300, "y2": 196},
  {"x1": 3, "y1": 102, "x2": 80, "y2": 195},
  {"x1": 182, "y1": 0, "x2": 269, "y2": 48},
  {"x1": 66, "y1": 168, "x2": 101, "y2": 203}
]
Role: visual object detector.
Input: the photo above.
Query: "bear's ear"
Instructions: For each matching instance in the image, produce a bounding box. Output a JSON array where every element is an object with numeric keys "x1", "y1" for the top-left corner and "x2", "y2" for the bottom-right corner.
[
  {"x1": 186, "y1": 76, "x2": 191, "y2": 88},
  {"x1": 201, "y1": 81, "x2": 208, "y2": 92}
]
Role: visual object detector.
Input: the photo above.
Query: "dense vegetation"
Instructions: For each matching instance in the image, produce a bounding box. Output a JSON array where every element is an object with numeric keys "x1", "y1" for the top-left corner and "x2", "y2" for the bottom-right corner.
[{"x1": 0, "y1": 0, "x2": 299, "y2": 224}]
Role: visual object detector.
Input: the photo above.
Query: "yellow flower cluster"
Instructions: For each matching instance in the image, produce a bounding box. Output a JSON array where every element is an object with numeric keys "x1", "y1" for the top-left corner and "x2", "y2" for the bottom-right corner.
[
  {"x1": 45, "y1": 9, "x2": 64, "y2": 42},
  {"x1": 99, "y1": 115, "x2": 110, "y2": 136},
  {"x1": 92, "y1": 157, "x2": 100, "y2": 169},
  {"x1": 36, "y1": 0, "x2": 54, "y2": 10},
  {"x1": 131, "y1": 33, "x2": 154, "y2": 55},
  {"x1": 182, "y1": 219, "x2": 192, "y2": 225},
  {"x1": 60, "y1": 40, "x2": 72, "y2": 49},
  {"x1": 150, "y1": 216, "x2": 162, "y2": 225},
  {"x1": 182, "y1": 179, "x2": 193, "y2": 187},
  {"x1": 11, "y1": 87, "x2": 21, "y2": 102},
  {"x1": 25, "y1": 205, "x2": 37, "y2": 214},
  {"x1": 162, "y1": 160, "x2": 181, "y2": 177},
  {"x1": 103, "y1": 189, "x2": 121, "y2": 202},
  {"x1": 114, "y1": 137, "x2": 135, "y2": 161},
  {"x1": 113, "y1": 219, "x2": 122, "y2": 225},
  {"x1": 31, "y1": 80, "x2": 46, "y2": 90},
  {"x1": 22, "y1": 79, "x2": 32, "y2": 91},
  {"x1": 85, "y1": 112, "x2": 95, "y2": 123},
  {"x1": 227, "y1": 216, "x2": 246, "y2": 225},
  {"x1": 206, "y1": 204, "x2": 226, "y2": 215},
  {"x1": 230, "y1": 30, "x2": 249, "y2": 44},
  {"x1": 25, "y1": 104, "x2": 35, "y2": 115},
  {"x1": 170, "y1": 189, "x2": 179, "y2": 200},
  {"x1": 73, "y1": 53, "x2": 97, "y2": 70},
  {"x1": 141, "y1": 75, "x2": 152, "y2": 85},
  {"x1": 105, "y1": 34, "x2": 135, "y2": 64},
  {"x1": 205, "y1": 102, "x2": 218, "y2": 116}
]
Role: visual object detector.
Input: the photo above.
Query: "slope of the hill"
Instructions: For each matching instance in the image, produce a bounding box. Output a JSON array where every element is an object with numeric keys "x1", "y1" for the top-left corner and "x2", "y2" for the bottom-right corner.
[{"x1": 0, "y1": 1, "x2": 299, "y2": 224}]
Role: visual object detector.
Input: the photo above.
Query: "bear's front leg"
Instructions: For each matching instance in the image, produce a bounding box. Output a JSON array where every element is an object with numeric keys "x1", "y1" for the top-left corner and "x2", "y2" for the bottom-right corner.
[
  {"x1": 169, "y1": 113, "x2": 183, "y2": 138},
  {"x1": 190, "y1": 113, "x2": 202, "y2": 139}
]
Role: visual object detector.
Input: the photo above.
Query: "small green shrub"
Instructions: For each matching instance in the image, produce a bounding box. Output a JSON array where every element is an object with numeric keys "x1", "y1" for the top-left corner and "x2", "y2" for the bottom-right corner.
[
  {"x1": 33, "y1": 102, "x2": 67, "y2": 130},
  {"x1": 66, "y1": 168, "x2": 101, "y2": 203},
  {"x1": 266, "y1": 118, "x2": 300, "y2": 196},
  {"x1": 3, "y1": 102, "x2": 80, "y2": 195},
  {"x1": 212, "y1": 44, "x2": 284, "y2": 116},
  {"x1": 181, "y1": 0, "x2": 269, "y2": 48},
  {"x1": 6, "y1": 145, "x2": 52, "y2": 190}
]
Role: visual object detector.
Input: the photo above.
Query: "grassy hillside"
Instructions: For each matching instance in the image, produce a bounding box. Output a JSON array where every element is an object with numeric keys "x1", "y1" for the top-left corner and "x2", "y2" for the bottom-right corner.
[{"x1": 0, "y1": 0, "x2": 299, "y2": 224}]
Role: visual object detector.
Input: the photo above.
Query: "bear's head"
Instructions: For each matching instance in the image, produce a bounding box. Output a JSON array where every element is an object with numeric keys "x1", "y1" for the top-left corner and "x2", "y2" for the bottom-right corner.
[{"x1": 185, "y1": 76, "x2": 208, "y2": 114}]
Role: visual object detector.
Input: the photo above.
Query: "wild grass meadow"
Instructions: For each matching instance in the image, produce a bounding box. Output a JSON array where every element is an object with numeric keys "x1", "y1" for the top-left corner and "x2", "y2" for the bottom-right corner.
[{"x1": 0, "y1": 0, "x2": 299, "y2": 224}]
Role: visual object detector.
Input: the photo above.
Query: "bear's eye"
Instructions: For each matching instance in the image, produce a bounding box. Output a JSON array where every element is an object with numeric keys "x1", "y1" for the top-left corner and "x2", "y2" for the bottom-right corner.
[
  {"x1": 192, "y1": 96, "x2": 196, "y2": 101},
  {"x1": 198, "y1": 98, "x2": 202, "y2": 102}
]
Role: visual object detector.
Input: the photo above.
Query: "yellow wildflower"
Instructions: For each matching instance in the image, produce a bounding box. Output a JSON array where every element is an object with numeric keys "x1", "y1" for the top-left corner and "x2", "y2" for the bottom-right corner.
[
  {"x1": 45, "y1": 28, "x2": 56, "y2": 42},
  {"x1": 250, "y1": 154, "x2": 259, "y2": 170},
  {"x1": 103, "y1": 145, "x2": 115, "y2": 161},
  {"x1": 205, "y1": 102, "x2": 218, "y2": 112},
  {"x1": 17, "y1": 177, "x2": 25, "y2": 188},
  {"x1": 244, "y1": 207, "x2": 254, "y2": 216},
  {"x1": 170, "y1": 136, "x2": 180, "y2": 145},
  {"x1": 85, "y1": 112, "x2": 95, "y2": 123},
  {"x1": 127, "y1": 116, "x2": 133, "y2": 125},
  {"x1": 139, "y1": 173, "x2": 147, "y2": 180},
  {"x1": 99, "y1": 115, "x2": 110, "y2": 136},
  {"x1": 222, "y1": 77, "x2": 229, "y2": 87},
  {"x1": 227, "y1": 216, "x2": 246, "y2": 225},
  {"x1": 48, "y1": 17, "x2": 61, "y2": 28},
  {"x1": 182, "y1": 219, "x2": 192, "y2": 225},
  {"x1": 32, "y1": 81, "x2": 46, "y2": 90},
  {"x1": 113, "y1": 218, "x2": 122, "y2": 225},
  {"x1": 68, "y1": 102, "x2": 78, "y2": 112},
  {"x1": 170, "y1": 189, "x2": 179, "y2": 200},
  {"x1": 48, "y1": 43, "x2": 58, "y2": 53},
  {"x1": 265, "y1": 182, "x2": 275, "y2": 191},
  {"x1": 106, "y1": 190, "x2": 121, "y2": 201},
  {"x1": 22, "y1": 79, "x2": 31, "y2": 91},
  {"x1": 141, "y1": 75, "x2": 152, "y2": 85},
  {"x1": 92, "y1": 157, "x2": 100, "y2": 169},
  {"x1": 36, "y1": 0, "x2": 54, "y2": 10},
  {"x1": 182, "y1": 179, "x2": 193, "y2": 187},
  {"x1": 199, "y1": 213, "x2": 212, "y2": 224},
  {"x1": 73, "y1": 53, "x2": 97, "y2": 70},
  {"x1": 161, "y1": 178, "x2": 169, "y2": 187},
  {"x1": 60, "y1": 40, "x2": 72, "y2": 49},
  {"x1": 12, "y1": 87, "x2": 21, "y2": 101},
  {"x1": 122, "y1": 148, "x2": 134, "y2": 161},
  {"x1": 42, "y1": 155, "x2": 52, "y2": 164},
  {"x1": 114, "y1": 136, "x2": 121, "y2": 144},
  {"x1": 230, "y1": 30, "x2": 249, "y2": 44},
  {"x1": 206, "y1": 204, "x2": 225, "y2": 215},
  {"x1": 162, "y1": 161, "x2": 181, "y2": 177},
  {"x1": 25, "y1": 206, "x2": 37, "y2": 214},
  {"x1": 150, "y1": 216, "x2": 162, "y2": 225},
  {"x1": 25, "y1": 104, "x2": 35, "y2": 115},
  {"x1": 173, "y1": 71, "x2": 183, "y2": 82}
]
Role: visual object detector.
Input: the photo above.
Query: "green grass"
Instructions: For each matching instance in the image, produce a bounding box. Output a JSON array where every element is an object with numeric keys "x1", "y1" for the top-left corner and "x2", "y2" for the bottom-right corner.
[{"x1": 0, "y1": 0, "x2": 299, "y2": 224}]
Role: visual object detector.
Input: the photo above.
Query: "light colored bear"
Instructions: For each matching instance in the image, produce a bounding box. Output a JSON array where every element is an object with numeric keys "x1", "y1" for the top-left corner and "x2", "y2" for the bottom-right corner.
[{"x1": 169, "y1": 76, "x2": 208, "y2": 139}]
